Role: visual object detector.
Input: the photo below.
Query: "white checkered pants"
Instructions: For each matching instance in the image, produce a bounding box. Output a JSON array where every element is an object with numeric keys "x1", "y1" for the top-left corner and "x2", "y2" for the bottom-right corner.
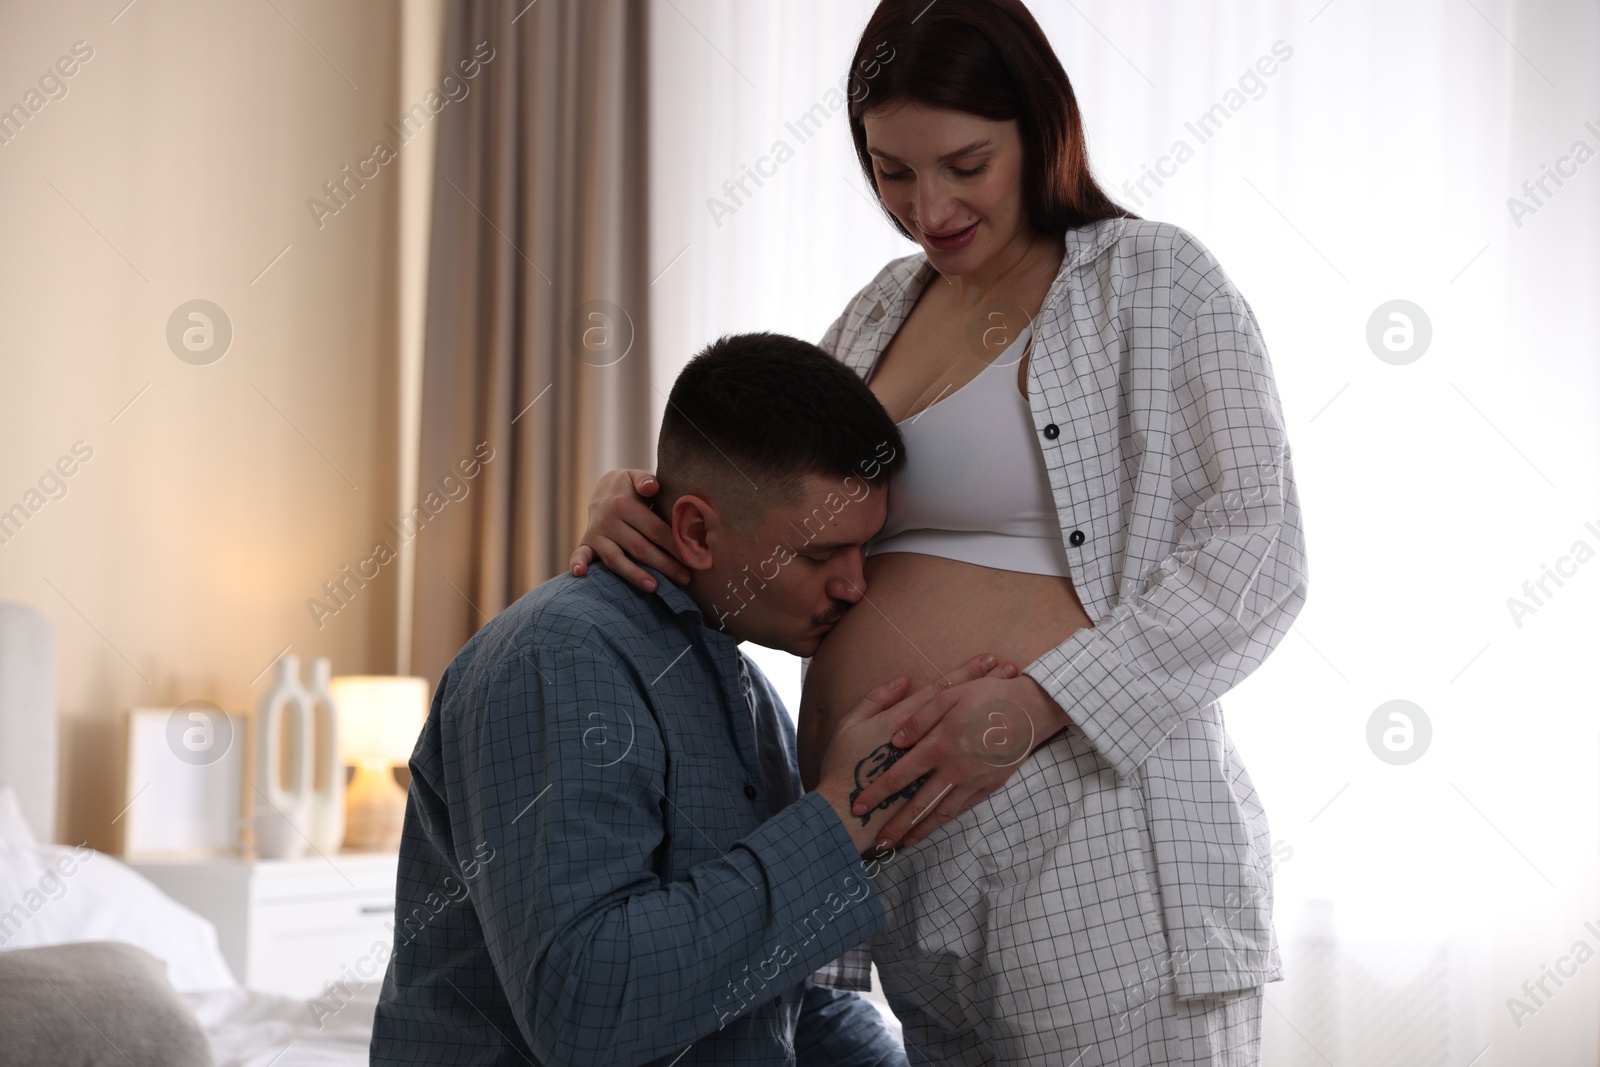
[{"x1": 867, "y1": 724, "x2": 1264, "y2": 1066}]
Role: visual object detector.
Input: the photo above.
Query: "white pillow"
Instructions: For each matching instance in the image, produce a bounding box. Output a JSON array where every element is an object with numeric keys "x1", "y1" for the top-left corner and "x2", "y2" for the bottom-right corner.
[
  {"x1": 0, "y1": 787, "x2": 38, "y2": 847},
  {"x1": 0, "y1": 837, "x2": 49, "y2": 936},
  {"x1": 0, "y1": 839, "x2": 237, "y2": 992}
]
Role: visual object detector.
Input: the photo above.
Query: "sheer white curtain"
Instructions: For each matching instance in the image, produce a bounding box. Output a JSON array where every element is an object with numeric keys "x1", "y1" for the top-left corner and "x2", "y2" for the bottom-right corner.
[{"x1": 648, "y1": 3, "x2": 1600, "y2": 1064}]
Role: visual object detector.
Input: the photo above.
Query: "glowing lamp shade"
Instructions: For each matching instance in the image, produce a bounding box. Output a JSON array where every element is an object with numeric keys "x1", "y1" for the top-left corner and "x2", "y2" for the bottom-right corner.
[{"x1": 332, "y1": 675, "x2": 428, "y2": 851}]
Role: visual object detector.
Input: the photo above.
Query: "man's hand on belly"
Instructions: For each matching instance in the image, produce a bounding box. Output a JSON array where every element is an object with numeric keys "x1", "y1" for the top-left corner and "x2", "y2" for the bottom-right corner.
[
  {"x1": 812, "y1": 653, "x2": 1008, "y2": 855},
  {"x1": 845, "y1": 739, "x2": 927, "y2": 825},
  {"x1": 848, "y1": 669, "x2": 1072, "y2": 851}
]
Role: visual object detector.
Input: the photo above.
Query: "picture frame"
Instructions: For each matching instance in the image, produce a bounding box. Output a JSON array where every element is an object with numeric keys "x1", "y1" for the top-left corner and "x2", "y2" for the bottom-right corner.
[{"x1": 121, "y1": 705, "x2": 246, "y2": 856}]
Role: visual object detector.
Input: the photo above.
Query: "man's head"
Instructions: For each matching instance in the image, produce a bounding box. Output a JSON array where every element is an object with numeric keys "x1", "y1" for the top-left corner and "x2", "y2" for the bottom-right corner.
[{"x1": 654, "y1": 331, "x2": 906, "y2": 655}]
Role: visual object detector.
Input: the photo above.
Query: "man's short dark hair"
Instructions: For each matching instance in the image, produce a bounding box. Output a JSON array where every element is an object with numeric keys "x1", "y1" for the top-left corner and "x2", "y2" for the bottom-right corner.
[{"x1": 655, "y1": 331, "x2": 906, "y2": 531}]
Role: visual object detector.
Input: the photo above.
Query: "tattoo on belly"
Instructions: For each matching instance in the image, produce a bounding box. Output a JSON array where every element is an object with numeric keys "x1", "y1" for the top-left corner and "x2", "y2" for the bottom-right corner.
[{"x1": 847, "y1": 742, "x2": 932, "y2": 826}]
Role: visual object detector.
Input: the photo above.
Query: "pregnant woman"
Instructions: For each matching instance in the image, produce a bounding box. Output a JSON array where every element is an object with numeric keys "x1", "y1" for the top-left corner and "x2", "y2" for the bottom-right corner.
[{"x1": 570, "y1": 1, "x2": 1307, "y2": 1062}]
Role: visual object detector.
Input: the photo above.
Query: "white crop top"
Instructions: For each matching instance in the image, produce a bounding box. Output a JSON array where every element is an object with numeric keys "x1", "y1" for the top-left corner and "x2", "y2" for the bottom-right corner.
[{"x1": 865, "y1": 322, "x2": 1075, "y2": 578}]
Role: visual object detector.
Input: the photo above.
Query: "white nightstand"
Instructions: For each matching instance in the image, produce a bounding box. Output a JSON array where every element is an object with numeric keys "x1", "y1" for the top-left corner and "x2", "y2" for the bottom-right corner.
[{"x1": 129, "y1": 852, "x2": 399, "y2": 998}]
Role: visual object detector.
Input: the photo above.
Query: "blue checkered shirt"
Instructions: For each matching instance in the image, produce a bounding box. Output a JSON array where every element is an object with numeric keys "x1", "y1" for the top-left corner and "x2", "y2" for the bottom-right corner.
[{"x1": 370, "y1": 563, "x2": 906, "y2": 1066}]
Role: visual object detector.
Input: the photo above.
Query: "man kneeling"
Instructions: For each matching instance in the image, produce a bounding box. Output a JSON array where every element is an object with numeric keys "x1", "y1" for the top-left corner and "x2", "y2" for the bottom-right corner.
[{"x1": 370, "y1": 332, "x2": 1009, "y2": 1066}]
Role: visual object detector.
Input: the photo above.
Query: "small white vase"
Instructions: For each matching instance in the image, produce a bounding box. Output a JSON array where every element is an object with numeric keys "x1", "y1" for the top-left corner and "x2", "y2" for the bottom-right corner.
[
  {"x1": 306, "y1": 657, "x2": 345, "y2": 854},
  {"x1": 249, "y1": 808, "x2": 302, "y2": 860},
  {"x1": 254, "y1": 654, "x2": 314, "y2": 859}
]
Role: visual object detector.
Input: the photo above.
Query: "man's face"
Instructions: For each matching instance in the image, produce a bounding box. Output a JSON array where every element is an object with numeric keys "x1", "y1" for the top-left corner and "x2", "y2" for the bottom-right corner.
[{"x1": 700, "y1": 470, "x2": 887, "y2": 656}]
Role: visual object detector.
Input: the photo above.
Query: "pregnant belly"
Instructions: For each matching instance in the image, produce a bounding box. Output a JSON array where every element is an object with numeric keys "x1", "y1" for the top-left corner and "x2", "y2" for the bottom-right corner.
[{"x1": 796, "y1": 551, "x2": 1094, "y2": 790}]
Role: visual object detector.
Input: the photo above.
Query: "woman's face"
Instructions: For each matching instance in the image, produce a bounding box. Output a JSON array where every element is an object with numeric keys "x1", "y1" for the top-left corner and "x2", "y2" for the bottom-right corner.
[{"x1": 862, "y1": 100, "x2": 1030, "y2": 276}]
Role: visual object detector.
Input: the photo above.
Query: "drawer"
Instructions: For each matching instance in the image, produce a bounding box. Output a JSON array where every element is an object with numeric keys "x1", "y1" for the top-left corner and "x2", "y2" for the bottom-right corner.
[
  {"x1": 252, "y1": 855, "x2": 399, "y2": 903},
  {"x1": 250, "y1": 895, "x2": 396, "y2": 997},
  {"x1": 126, "y1": 853, "x2": 402, "y2": 998}
]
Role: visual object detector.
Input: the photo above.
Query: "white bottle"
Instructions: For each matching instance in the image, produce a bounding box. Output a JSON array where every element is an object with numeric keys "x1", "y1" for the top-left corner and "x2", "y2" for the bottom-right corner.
[
  {"x1": 305, "y1": 657, "x2": 345, "y2": 854},
  {"x1": 253, "y1": 654, "x2": 314, "y2": 859}
]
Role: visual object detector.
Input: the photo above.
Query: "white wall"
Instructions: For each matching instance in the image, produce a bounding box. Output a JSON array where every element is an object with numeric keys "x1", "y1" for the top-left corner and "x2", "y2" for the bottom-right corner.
[{"x1": 0, "y1": 1, "x2": 445, "y2": 849}]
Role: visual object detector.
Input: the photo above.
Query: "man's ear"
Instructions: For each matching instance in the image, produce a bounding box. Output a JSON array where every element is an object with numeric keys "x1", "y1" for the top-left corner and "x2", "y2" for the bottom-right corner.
[{"x1": 670, "y1": 494, "x2": 719, "y2": 571}]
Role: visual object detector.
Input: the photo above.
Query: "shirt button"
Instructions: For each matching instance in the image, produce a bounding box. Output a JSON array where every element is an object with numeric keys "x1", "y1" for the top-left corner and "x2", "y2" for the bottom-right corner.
[
  {"x1": 1069, "y1": 530, "x2": 1086, "y2": 547},
  {"x1": 743, "y1": 783, "x2": 757, "y2": 800},
  {"x1": 1042, "y1": 423, "x2": 1060, "y2": 439},
  {"x1": 772, "y1": 997, "x2": 783, "y2": 1009}
]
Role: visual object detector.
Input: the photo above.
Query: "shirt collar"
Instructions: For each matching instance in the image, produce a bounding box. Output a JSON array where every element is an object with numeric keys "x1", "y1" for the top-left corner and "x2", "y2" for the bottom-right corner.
[
  {"x1": 841, "y1": 216, "x2": 1129, "y2": 382},
  {"x1": 1062, "y1": 214, "x2": 1129, "y2": 275},
  {"x1": 1039, "y1": 215, "x2": 1128, "y2": 315},
  {"x1": 637, "y1": 562, "x2": 712, "y2": 624},
  {"x1": 629, "y1": 563, "x2": 747, "y2": 670}
]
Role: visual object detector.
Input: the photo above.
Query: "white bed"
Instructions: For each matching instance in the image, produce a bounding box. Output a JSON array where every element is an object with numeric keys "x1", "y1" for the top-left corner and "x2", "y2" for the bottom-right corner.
[{"x1": 0, "y1": 601, "x2": 376, "y2": 1067}]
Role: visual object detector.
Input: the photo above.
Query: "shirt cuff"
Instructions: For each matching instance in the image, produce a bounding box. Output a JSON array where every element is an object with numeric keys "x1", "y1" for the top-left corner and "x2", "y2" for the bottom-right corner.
[
  {"x1": 744, "y1": 792, "x2": 888, "y2": 965},
  {"x1": 1024, "y1": 625, "x2": 1191, "y2": 781}
]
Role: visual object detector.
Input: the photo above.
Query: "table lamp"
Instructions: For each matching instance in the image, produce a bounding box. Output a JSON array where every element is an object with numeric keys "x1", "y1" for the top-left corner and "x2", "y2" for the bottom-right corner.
[{"x1": 331, "y1": 675, "x2": 428, "y2": 851}]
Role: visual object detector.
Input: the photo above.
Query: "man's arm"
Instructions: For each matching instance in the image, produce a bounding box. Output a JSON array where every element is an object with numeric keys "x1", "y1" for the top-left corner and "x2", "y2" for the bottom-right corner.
[{"x1": 460, "y1": 643, "x2": 904, "y2": 1066}]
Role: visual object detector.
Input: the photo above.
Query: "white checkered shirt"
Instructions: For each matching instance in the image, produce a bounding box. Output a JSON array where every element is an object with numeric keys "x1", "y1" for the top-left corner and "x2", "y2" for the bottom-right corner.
[{"x1": 806, "y1": 216, "x2": 1307, "y2": 1023}]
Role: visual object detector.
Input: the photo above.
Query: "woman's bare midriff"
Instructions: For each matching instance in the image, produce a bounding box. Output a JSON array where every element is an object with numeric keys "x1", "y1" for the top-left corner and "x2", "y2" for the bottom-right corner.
[{"x1": 796, "y1": 550, "x2": 1093, "y2": 790}]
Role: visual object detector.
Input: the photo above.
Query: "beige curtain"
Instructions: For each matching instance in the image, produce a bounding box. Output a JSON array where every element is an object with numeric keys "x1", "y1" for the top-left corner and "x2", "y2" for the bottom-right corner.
[{"x1": 410, "y1": 0, "x2": 653, "y2": 686}]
